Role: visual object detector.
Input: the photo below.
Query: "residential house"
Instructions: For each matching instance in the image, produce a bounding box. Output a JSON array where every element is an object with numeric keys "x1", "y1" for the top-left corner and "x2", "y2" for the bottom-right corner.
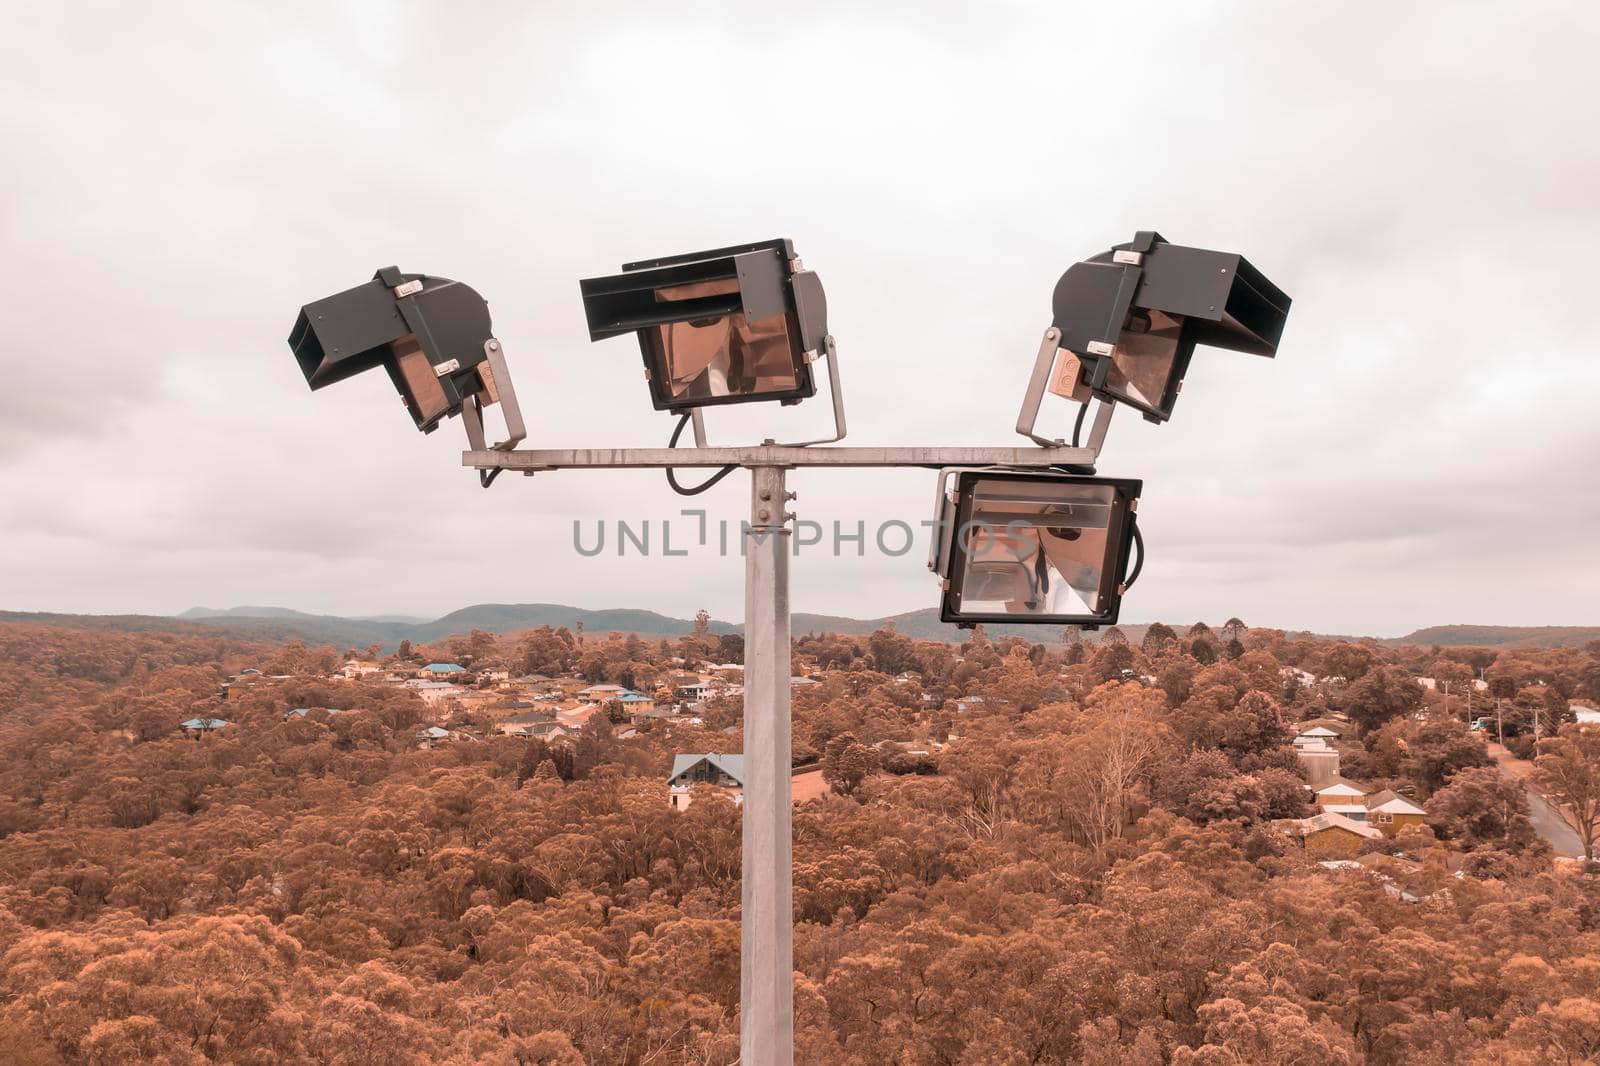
[
  {"x1": 1278, "y1": 812, "x2": 1384, "y2": 856},
  {"x1": 181, "y1": 717, "x2": 229, "y2": 735},
  {"x1": 1362, "y1": 790, "x2": 1427, "y2": 836},
  {"x1": 341, "y1": 660, "x2": 383, "y2": 679},
  {"x1": 415, "y1": 725, "x2": 451, "y2": 748},
  {"x1": 1313, "y1": 779, "x2": 1369, "y2": 821},
  {"x1": 580, "y1": 683, "x2": 626, "y2": 700},
  {"x1": 407, "y1": 680, "x2": 465, "y2": 707},
  {"x1": 498, "y1": 711, "x2": 570, "y2": 740},
  {"x1": 1297, "y1": 747, "x2": 1342, "y2": 789},
  {"x1": 672, "y1": 677, "x2": 714, "y2": 701},
  {"x1": 556, "y1": 703, "x2": 601, "y2": 730},
  {"x1": 1280, "y1": 667, "x2": 1317, "y2": 688},
  {"x1": 616, "y1": 691, "x2": 657, "y2": 714},
  {"x1": 1293, "y1": 726, "x2": 1341, "y2": 750},
  {"x1": 419, "y1": 663, "x2": 467, "y2": 678},
  {"x1": 285, "y1": 707, "x2": 349, "y2": 721},
  {"x1": 628, "y1": 705, "x2": 678, "y2": 728},
  {"x1": 1293, "y1": 718, "x2": 1352, "y2": 740},
  {"x1": 668, "y1": 753, "x2": 745, "y2": 810}
]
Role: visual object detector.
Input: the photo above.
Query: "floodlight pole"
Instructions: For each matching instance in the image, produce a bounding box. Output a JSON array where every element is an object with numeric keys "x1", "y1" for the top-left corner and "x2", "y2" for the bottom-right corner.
[
  {"x1": 743, "y1": 464, "x2": 793, "y2": 1064},
  {"x1": 464, "y1": 441, "x2": 1099, "y2": 1065}
]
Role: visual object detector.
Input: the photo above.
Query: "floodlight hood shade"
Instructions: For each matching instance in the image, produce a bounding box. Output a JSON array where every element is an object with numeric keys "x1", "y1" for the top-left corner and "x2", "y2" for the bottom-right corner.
[
  {"x1": 579, "y1": 238, "x2": 823, "y2": 411},
  {"x1": 1120, "y1": 243, "x2": 1290, "y2": 356},
  {"x1": 290, "y1": 277, "x2": 408, "y2": 390},
  {"x1": 1048, "y1": 235, "x2": 1291, "y2": 422},
  {"x1": 288, "y1": 269, "x2": 495, "y2": 433},
  {"x1": 938, "y1": 471, "x2": 1141, "y2": 627}
]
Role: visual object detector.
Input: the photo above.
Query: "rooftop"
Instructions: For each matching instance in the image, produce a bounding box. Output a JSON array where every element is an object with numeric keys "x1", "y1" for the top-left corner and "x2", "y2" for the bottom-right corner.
[{"x1": 669, "y1": 753, "x2": 745, "y2": 787}]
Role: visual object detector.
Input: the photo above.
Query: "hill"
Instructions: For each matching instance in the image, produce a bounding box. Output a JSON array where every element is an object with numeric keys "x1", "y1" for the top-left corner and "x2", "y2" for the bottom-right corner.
[
  {"x1": 9, "y1": 605, "x2": 1595, "y2": 651},
  {"x1": 1394, "y1": 624, "x2": 1600, "y2": 650}
]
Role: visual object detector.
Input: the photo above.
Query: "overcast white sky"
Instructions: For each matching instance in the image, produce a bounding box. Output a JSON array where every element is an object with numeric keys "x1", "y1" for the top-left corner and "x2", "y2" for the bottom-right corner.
[{"x1": 2, "y1": 2, "x2": 1596, "y2": 637}]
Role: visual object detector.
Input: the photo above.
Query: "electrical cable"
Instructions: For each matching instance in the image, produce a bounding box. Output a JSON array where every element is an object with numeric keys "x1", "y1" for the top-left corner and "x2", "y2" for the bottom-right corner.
[
  {"x1": 480, "y1": 468, "x2": 502, "y2": 489},
  {"x1": 666, "y1": 412, "x2": 738, "y2": 496},
  {"x1": 1123, "y1": 515, "x2": 1145, "y2": 591},
  {"x1": 1070, "y1": 401, "x2": 1090, "y2": 448}
]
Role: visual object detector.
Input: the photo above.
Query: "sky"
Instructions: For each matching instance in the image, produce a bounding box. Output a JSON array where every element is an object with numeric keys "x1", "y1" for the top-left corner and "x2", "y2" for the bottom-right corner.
[{"x1": 2, "y1": 2, "x2": 1597, "y2": 637}]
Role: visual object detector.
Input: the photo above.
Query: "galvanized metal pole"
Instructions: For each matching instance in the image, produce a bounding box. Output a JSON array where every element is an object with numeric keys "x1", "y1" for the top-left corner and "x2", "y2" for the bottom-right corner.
[{"x1": 741, "y1": 465, "x2": 793, "y2": 1065}]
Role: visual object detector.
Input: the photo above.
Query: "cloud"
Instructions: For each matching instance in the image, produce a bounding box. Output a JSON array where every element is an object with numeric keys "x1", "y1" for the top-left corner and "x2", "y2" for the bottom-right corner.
[{"x1": 0, "y1": 2, "x2": 1595, "y2": 634}]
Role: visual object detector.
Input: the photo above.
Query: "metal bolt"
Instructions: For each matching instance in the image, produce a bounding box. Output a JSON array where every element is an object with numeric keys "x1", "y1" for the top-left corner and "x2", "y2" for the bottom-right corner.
[
  {"x1": 488, "y1": 341, "x2": 500, "y2": 350},
  {"x1": 784, "y1": 491, "x2": 797, "y2": 501},
  {"x1": 758, "y1": 509, "x2": 771, "y2": 522}
]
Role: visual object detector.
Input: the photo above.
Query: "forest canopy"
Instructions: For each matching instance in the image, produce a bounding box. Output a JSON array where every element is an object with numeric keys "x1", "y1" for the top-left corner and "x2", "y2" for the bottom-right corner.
[{"x1": 0, "y1": 620, "x2": 1597, "y2": 1064}]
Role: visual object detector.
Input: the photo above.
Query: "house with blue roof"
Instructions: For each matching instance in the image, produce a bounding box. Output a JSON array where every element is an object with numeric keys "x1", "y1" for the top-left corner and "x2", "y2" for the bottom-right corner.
[
  {"x1": 420, "y1": 663, "x2": 467, "y2": 677},
  {"x1": 616, "y1": 690, "x2": 657, "y2": 712}
]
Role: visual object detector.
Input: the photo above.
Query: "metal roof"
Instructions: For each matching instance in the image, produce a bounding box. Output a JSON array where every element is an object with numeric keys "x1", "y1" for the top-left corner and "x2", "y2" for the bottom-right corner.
[{"x1": 668, "y1": 753, "x2": 745, "y2": 786}]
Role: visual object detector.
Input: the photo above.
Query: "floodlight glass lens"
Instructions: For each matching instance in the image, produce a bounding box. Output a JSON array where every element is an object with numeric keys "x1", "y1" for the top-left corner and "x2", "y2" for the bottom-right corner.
[
  {"x1": 954, "y1": 479, "x2": 1117, "y2": 616},
  {"x1": 650, "y1": 311, "x2": 799, "y2": 402},
  {"x1": 1104, "y1": 309, "x2": 1183, "y2": 410}
]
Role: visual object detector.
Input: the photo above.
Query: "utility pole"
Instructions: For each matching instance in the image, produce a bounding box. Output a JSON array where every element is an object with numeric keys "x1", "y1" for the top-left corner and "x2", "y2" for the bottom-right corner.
[
  {"x1": 466, "y1": 440, "x2": 1101, "y2": 1064},
  {"x1": 1497, "y1": 698, "x2": 1504, "y2": 747}
]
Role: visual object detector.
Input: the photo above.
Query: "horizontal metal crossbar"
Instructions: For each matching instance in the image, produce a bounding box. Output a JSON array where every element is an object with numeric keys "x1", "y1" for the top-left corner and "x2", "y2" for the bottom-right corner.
[{"x1": 462, "y1": 445, "x2": 1099, "y2": 471}]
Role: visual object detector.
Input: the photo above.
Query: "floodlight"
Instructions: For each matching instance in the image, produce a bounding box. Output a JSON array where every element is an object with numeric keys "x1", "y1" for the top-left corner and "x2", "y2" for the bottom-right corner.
[
  {"x1": 929, "y1": 469, "x2": 1142, "y2": 628},
  {"x1": 289, "y1": 267, "x2": 525, "y2": 456},
  {"x1": 1017, "y1": 231, "x2": 1291, "y2": 436},
  {"x1": 579, "y1": 239, "x2": 843, "y2": 443}
]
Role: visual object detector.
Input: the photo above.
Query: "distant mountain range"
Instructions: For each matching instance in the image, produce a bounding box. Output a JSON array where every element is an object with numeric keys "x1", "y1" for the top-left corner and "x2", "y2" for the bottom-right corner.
[
  {"x1": 173, "y1": 603, "x2": 1055, "y2": 645},
  {"x1": 1398, "y1": 624, "x2": 1600, "y2": 650},
  {"x1": 2, "y1": 605, "x2": 1595, "y2": 650}
]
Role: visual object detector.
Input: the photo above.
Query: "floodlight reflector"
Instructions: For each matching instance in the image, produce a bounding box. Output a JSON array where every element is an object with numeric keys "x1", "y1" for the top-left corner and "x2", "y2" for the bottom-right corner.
[
  {"x1": 580, "y1": 239, "x2": 828, "y2": 412},
  {"x1": 932, "y1": 471, "x2": 1142, "y2": 627}
]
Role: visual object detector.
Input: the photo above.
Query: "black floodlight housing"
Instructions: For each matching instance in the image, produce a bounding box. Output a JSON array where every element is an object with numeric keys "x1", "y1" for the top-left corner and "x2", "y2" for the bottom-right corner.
[
  {"x1": 1018, "y1": 231, "x2": 1290, "y2": 432},
  {"x1": 579, "y1": 239, "x2": 831, "y2": 413},
  {"x1": 289, "y1": 268, "x2": 524, "y2": 453},
  {"x1": 929, "y1": 470, "x2": 1142, "y2": 628}
]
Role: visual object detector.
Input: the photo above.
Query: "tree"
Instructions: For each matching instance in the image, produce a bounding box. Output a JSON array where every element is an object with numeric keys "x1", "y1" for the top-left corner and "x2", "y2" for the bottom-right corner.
[
  {"x1": 1533, "y1": 724, "x2": 1600, "y2": 865},
  {"x1": 867, "y1": 624, "x2": 915, "y2": 677},
  {"x1": 1426, "y1": 766, "x2": 1537, "y2": 852},
  {"x1": 1341, "y1": 666, "x2": 1424, "y2": 735},
  {"x1": 1141, "y1": 623, "x2": 1177, "y2": 657},
  {"x1": 1059, "y1": 690, "x2": 1170, "y2": 850},
  {"x1": 1090, "y1": 642, "x2": 1137, "y2": 684},
  {"x1": 821, "y1": 734, "x2": 878, "y2": 797}
]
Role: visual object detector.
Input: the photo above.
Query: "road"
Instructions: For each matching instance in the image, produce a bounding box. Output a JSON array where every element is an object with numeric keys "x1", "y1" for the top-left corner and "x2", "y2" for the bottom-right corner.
[{"x1": 1487, "y1": 743, "x2": 1585, "y2": 859}]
